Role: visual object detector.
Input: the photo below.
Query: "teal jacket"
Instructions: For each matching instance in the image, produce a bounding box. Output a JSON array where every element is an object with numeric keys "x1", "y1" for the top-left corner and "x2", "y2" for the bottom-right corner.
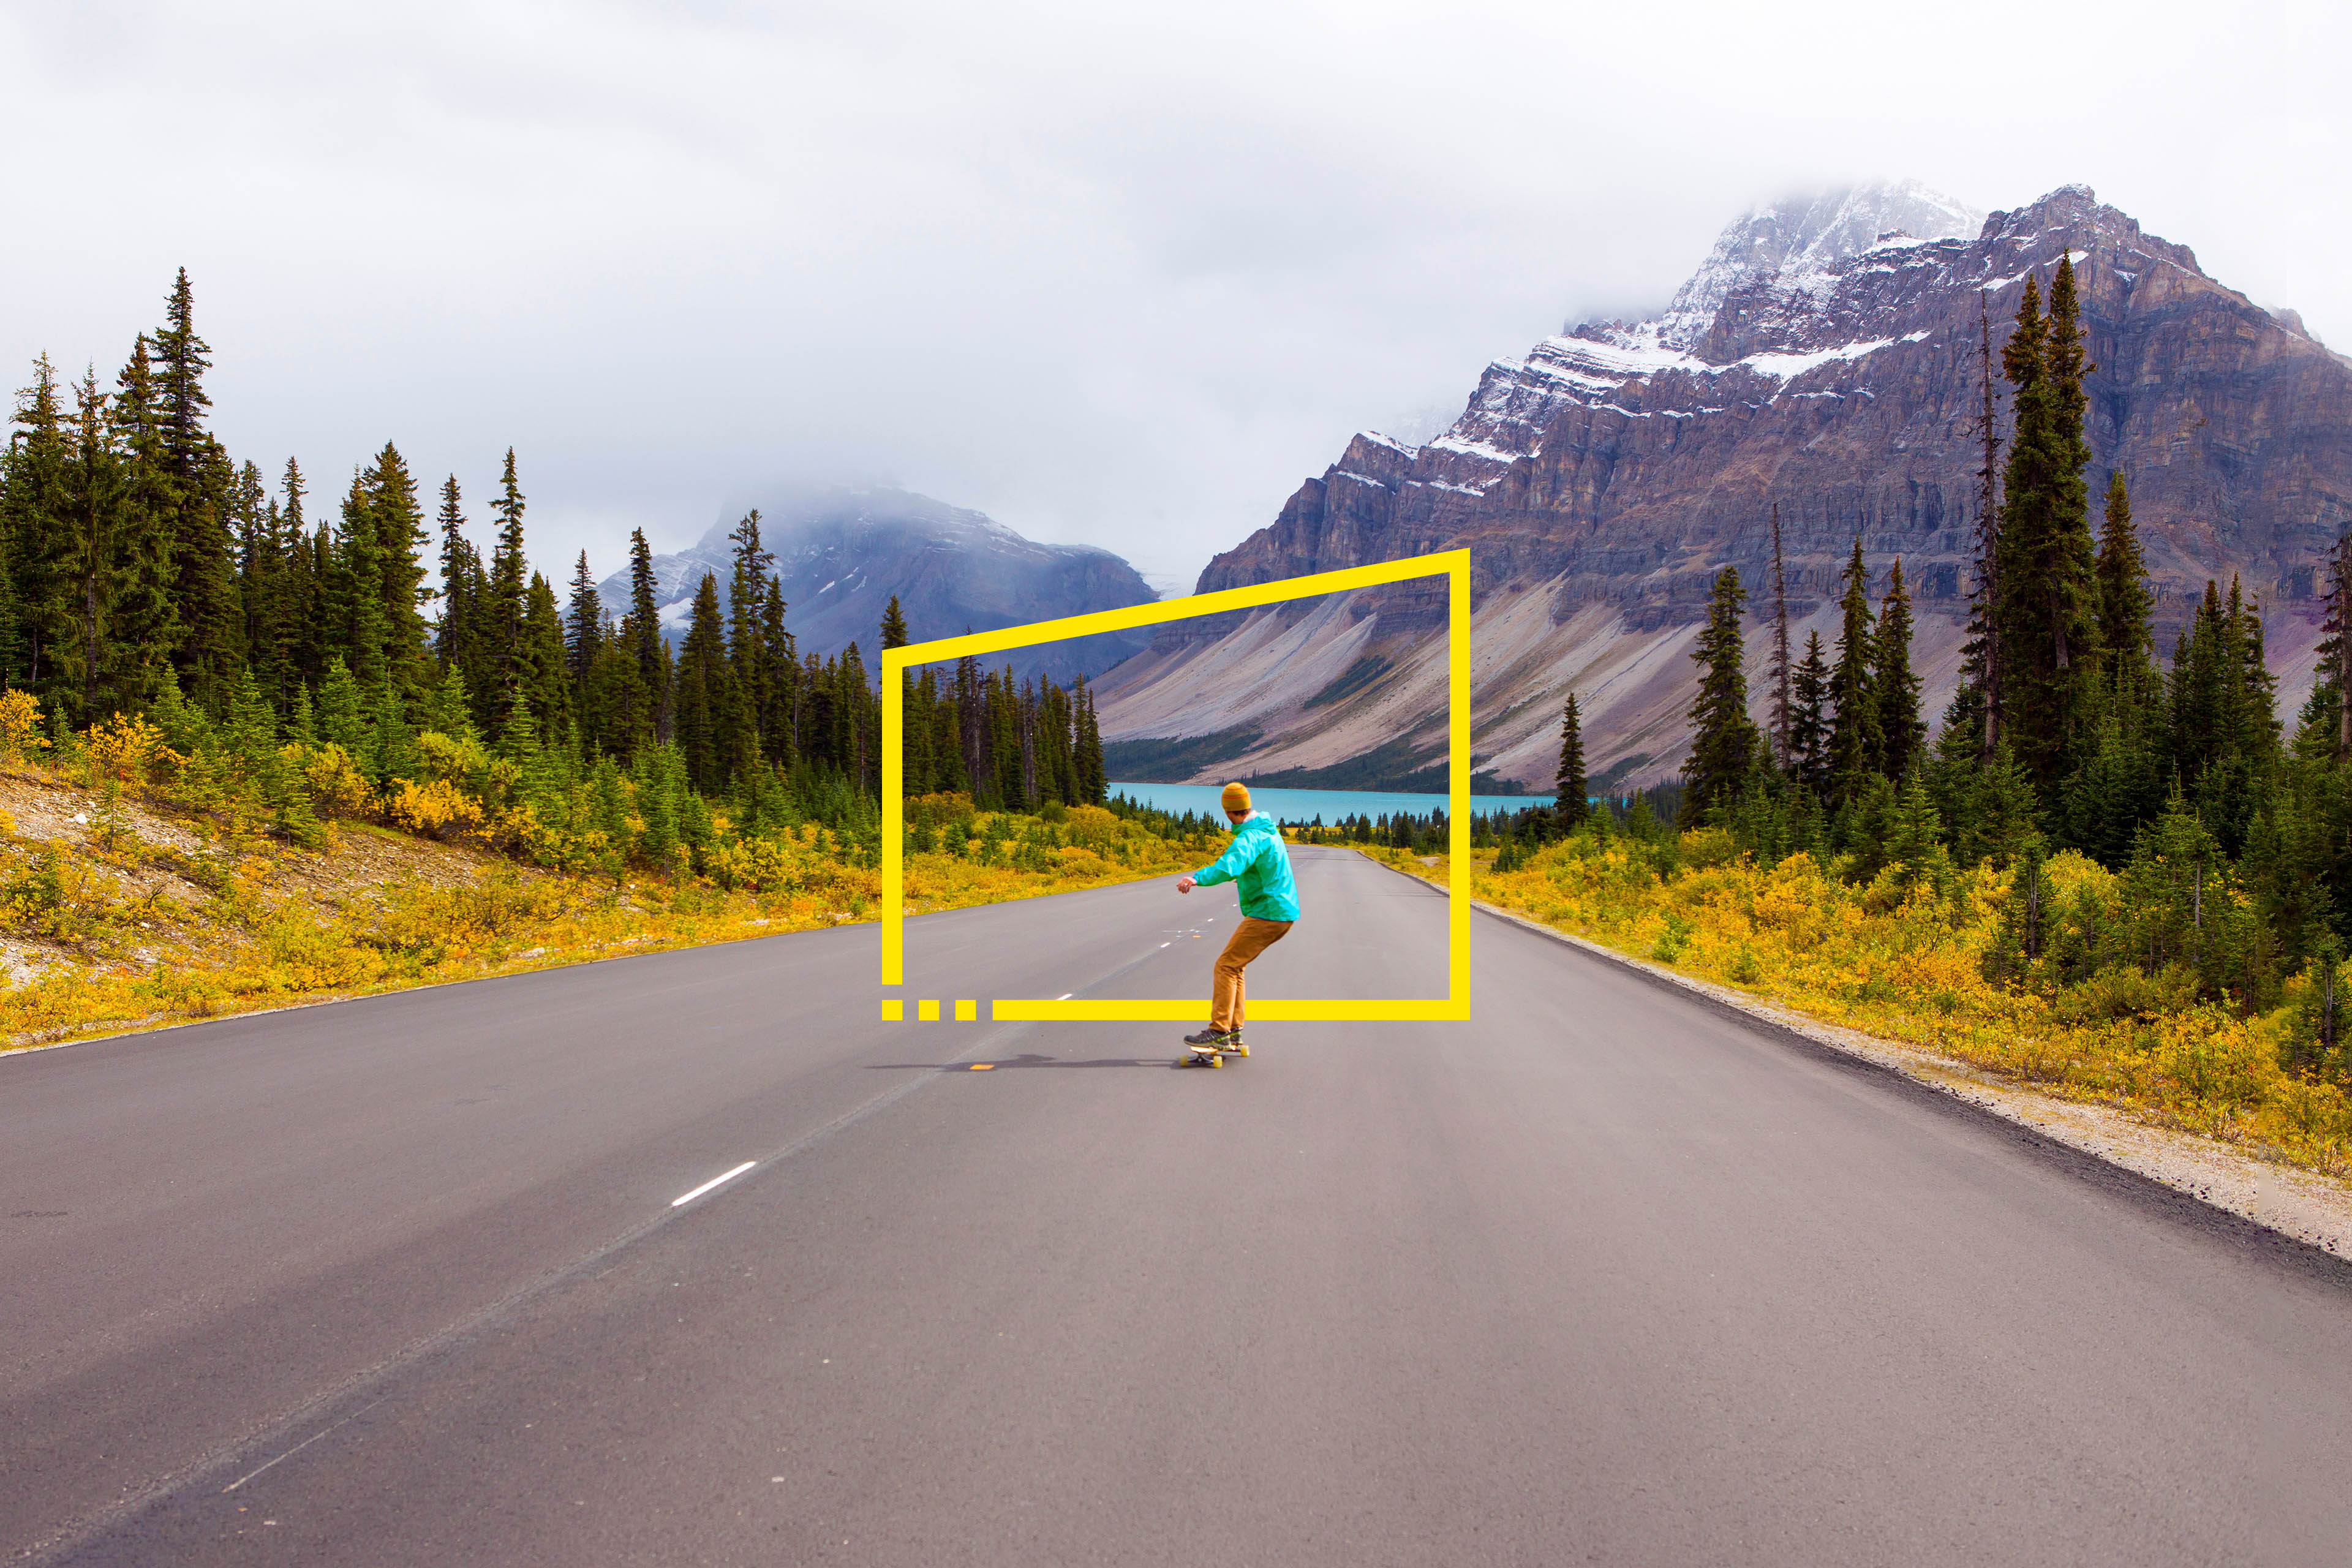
[{"x1": 1194, "y1": 811, "x2": 1300, "y2": 922}]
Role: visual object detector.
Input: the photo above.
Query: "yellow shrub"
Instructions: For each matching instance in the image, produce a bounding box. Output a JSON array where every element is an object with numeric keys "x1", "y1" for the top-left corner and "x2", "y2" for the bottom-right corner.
[
  {"x1": 301, "y1": 745, "x2": 377, "y2": 818},
  {"x1": 383, "y1": 777, "x2": 486, "y2": 840},
  {"x1": 85, "y1": 713, "x2": 177, "y2": 787},
  {"x1": 0, "y1": 689, "x2": 44, "y2": 764}
]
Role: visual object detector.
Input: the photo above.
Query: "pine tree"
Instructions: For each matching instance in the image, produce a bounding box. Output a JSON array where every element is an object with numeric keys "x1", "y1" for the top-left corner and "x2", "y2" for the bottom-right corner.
[
  {"x1": 672, "y1": 571, "x2": 731, "y2": 791},
  {"x1": 723, "y1": 511, "x2": 771, "y2": 774},
  {"x1": 315, "y1": 654, "x2": 373, "y2": 769},
  {"x1": 1874, "y1": 557, "x2": 1922, "y2": 781},
  {"x1": 1766, "y1": 502, "x2": 1792, "y2": 767},
  {"x1": 1960, "y1": 293, "x2": 2006, "y2": 759},
  {"x1": 955, "y1": 651, "x2": 986, "y2": 799},
  {"x1": 755, "y1": 576, "x2": 793, "y2": 765},
  {"x1": 2094, "y1": 470, "x2": 2154, "y2": 695},
  {"x1": 1555, "y1": 690, "x2": 1588, "y2": 829},
  {"x1": 1073, "y1": 675, "x2": 1105, "y2": 804},
  {"x1": 520, "y1": 571, "x2": 572, "y2": 741},
  {"x1": 367, "y1": 443, "x2": 431, "y2": 698},
  {"x1": 487, "y1": 448, "x2": 528, "y2": 699},
  {"x1": 1790, "y1": 630, "x2": 1831, "y2": 795},
  {"x1": 2310, "y1": 529, "x2": 2352, "y2": 761},
  {"x1": 565, "y1": 551, "x2": 602, "y2": 679},
  {"x1": 61, "y1": 360, "x2": 176, "y2": 720},
  {"x1": 331, "y1": 467, "x2": 390, "y2": 688},
  {"x1": 433, "y1": 475, "x2": 475, "y2": 669},
  {"x1": 621, "y1": 526, "x2": 669, "y2": 741},
  {"x1": 422, "y1": 663, "x2": 479, "y2": 743},
  {"x1": 1826, "y1": 538, "x2": 1879, "y2": 801},
  {"x1": 1993, "y1": 264, "x2": 2101, "y2": 800},
  {"x1": 152, "y1": 270, "x2": 241, "y2": 700},
  {"x1": 232, "y1": 459, "x2": 291, "y2": 706},
  {"x1": 1683, "y1": 566, "x2": 1757, "y2": 816},
  {"x1": 2, "y1": 356, "x2": 72, "y2": 693},
  {"x1": 881, "y1": 594, "x2": 908, "y2": 650},
  {"x1": 282, "y1": 459, "x2": 328, "y2": 686}
]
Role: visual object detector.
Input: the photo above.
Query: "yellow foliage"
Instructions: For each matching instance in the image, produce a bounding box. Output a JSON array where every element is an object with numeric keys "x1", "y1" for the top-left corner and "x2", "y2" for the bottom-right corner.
[
  {"x1": 0, "y1": 689, "x2": 45, "y2": 763},
  {"x1": 300, "y1": 744, "x2": 377, "y2": 818},
  {"x1": 85, "y1": 714, "x2": 177, "y2": 786},
  {"x1": 383, "y1": 777, "x2": 486, "y2": 840}
]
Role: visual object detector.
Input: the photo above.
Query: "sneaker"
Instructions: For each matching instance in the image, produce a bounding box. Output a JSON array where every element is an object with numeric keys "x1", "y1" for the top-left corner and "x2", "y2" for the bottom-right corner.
[{"x1": 1183, "y1": 1027, "x2": 1234, "y2": 1047}]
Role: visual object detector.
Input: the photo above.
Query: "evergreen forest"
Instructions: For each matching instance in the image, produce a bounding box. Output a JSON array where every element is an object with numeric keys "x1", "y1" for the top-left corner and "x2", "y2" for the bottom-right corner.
[
  {"x1": 0, "y1": 273, "x2": 1110, "y2": 875},
  {"x1": 1556, "y1": 257, "x2": 2352, "y2": 1036}
]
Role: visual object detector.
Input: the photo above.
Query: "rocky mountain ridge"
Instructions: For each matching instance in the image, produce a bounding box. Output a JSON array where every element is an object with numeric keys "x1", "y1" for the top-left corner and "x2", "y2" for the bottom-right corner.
[
  {"x1": 598, "y1": 488, "x2": 1155, "y2": 685},
  {"x1": 1096, "y1": 183, "x2": 2352, "y2": 790}
]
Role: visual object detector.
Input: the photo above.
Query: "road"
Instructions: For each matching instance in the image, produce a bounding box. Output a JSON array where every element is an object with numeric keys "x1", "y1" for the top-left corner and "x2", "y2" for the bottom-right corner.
[{"x1": 4, "y1": 845, "x2": 2351, "y2": 1566}]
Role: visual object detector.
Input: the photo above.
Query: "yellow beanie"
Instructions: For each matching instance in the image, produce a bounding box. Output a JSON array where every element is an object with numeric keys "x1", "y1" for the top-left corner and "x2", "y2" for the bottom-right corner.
[{"x1": 1221, "y1": 781, "x2": 1251, "y2": 813}]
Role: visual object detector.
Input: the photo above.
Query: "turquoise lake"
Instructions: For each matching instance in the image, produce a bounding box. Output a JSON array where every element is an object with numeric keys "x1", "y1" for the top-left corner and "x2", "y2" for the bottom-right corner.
[{"x1": 1107, "y1": 782, "x2": 1554, "y2": 824}]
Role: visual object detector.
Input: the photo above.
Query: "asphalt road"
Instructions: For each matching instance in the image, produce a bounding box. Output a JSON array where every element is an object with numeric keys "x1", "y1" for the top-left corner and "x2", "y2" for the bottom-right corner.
[{"x1": 6, "y1": 845, "x2": 2352, "y2": 1566}]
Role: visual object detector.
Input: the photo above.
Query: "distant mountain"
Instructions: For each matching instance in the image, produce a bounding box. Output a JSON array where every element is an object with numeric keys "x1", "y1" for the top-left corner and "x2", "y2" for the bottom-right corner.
[
  {"x1": 598, "y1": 488, "x2": 1156, "y2": 685},
  {"x1": 1095, "y1": 183, "x2": 2352, "y2": 790}
]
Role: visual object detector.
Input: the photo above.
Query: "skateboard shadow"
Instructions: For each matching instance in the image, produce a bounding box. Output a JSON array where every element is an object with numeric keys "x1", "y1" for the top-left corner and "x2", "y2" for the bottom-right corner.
[{"x1": 867, "y1": 1052, "x2": 1183, "y2": 1071}]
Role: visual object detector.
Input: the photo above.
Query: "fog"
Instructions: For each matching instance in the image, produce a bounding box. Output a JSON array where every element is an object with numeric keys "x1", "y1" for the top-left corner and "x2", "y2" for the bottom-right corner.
[{"x1": 3, "y1": 0, "x2": 2343, "y2": 594}]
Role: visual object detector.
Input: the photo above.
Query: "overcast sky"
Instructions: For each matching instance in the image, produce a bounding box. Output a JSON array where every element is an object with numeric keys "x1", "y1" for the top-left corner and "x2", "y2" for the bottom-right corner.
[{"x1": 4, "y1": 1, "x2": 2345, "y2": 595}]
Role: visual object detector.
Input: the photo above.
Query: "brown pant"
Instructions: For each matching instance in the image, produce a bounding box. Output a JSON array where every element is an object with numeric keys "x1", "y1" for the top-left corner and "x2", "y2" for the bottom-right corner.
[{"x1": 1212, "y1": 916, "x2": 1293, "y2": 1031}]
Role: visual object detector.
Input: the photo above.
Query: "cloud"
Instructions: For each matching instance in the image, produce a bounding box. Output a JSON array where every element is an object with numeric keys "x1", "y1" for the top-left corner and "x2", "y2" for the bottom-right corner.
[{"x1": 2, "y1": 0, "x2": 2344, "y2": 592}]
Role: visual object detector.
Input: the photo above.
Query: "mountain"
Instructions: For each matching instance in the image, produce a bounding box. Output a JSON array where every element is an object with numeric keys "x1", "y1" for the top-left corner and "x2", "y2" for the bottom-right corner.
[
  {"x1": 1094, "y1": 183, "x2": 2352, "y2": 791},
  {"x1": 598, "y1": 488, "x2": 1156, "y2": 685}
]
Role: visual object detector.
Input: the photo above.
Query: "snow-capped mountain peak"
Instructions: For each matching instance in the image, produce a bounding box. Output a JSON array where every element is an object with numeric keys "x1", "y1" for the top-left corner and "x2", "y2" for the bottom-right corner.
[{"x1": 1654, "y1": 180, "x2": 1985, "y2": 350}]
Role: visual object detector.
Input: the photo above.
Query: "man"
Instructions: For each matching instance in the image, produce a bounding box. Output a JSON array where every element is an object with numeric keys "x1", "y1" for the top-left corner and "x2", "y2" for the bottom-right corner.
[{"x1": 1175, "y1": 782, "x2": 1299, "y2": 1062}]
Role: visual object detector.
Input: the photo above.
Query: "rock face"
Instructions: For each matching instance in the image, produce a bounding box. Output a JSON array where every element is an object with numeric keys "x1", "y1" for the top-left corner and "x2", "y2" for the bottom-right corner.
[
  {"x1": 1096, "y1": 184, "x2": 2352, "y2": 790},
  {"x1": 600, "y1": 488, "x2": 1156, "y2": 685}
]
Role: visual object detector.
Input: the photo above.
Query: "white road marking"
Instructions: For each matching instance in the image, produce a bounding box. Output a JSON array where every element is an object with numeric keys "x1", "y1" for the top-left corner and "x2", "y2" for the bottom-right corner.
[
  {"x1": 221, "y1": 1396, "x2": 389, "y2": 1493},
  {"x1": 1056, "y1": 993, "x2": 1072, "y2": 1000},
  {"x1": 671, "y1": 1161, "x2": 757, "y2": 1208}
]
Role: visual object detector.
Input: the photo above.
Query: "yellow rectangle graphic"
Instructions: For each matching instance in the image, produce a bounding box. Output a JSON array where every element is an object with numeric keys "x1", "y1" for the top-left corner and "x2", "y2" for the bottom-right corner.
[{"x1": 883, "y1": 548, "x2": 1472, "y2": 1023}]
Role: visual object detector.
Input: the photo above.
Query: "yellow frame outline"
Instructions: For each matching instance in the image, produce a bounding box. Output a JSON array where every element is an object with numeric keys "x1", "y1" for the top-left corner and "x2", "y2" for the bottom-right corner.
[{"x1": 881, "y1": 548, "x2": 1471, "y2": 1022}]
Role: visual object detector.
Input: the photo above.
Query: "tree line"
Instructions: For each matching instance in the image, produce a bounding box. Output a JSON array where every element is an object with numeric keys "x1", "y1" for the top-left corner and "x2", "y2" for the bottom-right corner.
[{"x1": 0, "y1": 271, "x2": 1110, "y2": 839}]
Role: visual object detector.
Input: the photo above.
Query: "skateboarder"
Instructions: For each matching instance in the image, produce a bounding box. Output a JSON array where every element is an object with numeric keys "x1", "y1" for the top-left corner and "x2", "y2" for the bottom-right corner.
[{"x1": 1175, "y1": 782, "x2": 1298, "y2": 1061}]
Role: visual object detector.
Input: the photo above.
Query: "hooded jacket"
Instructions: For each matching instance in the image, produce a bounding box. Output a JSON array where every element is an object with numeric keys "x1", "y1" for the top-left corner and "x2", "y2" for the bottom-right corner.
[{"x1": 1193, "y1": 810, "x2": 1300, "y2": 922}]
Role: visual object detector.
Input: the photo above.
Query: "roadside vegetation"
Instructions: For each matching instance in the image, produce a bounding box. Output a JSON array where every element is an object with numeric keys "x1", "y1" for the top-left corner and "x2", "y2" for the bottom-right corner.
[
  {"x1": 0, "y1": 270, "x2": 1233, "y2": 1052},
  {"x1": 0, "y1": 695, "x2": 1209, "y2": 1052},
  {"x1": 1385, "y1": 824, "x2": 2352, "y2": 1180}
]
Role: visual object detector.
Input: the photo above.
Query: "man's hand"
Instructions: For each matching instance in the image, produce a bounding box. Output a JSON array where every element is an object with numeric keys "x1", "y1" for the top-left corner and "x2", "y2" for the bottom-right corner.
[{"x1": 1175, "y1": 875, "x2": 1196, "y2": 894}]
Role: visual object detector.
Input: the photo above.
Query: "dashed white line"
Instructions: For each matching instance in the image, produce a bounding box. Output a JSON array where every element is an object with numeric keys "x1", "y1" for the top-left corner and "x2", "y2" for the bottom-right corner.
[
  {"x1": 671, "y1": 1161, "x2": 757, "y2": 1208},
  {"x1": 1056, "y1": 993, "x2": 1072, "y2": 1000}
]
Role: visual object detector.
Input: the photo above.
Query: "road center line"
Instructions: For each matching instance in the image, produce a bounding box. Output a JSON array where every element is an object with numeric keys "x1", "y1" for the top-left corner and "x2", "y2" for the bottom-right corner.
[{"x1": 671, "y1": 1161, "x2": 758, "y2": 1208}]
